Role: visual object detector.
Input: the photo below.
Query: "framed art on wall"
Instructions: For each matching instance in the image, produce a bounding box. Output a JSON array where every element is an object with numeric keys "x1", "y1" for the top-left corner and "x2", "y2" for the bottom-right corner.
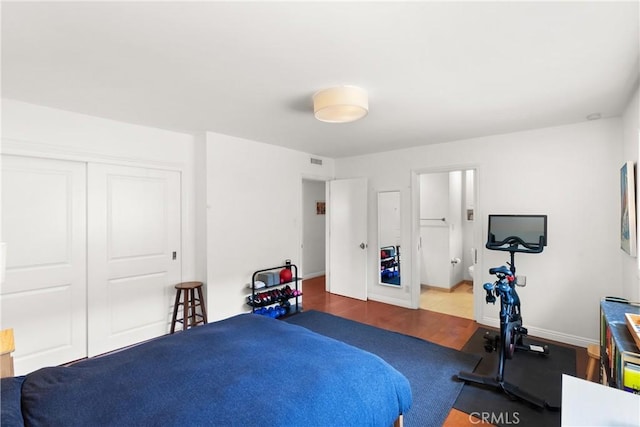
[{"x1": 620, "y1": 161, "x2": 636, "y2": 257}]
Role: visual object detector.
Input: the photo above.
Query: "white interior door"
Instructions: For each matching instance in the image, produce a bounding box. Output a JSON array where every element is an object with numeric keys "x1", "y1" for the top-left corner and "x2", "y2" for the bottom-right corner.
[
  {"x1": 1, "y1": 155, "x2": 87, "y2": 375},
  {"x1": 88, "y1": 164, "x2": 181, "y2": 357},
  {"x1": 328, "y1": 178, "x2": 367, "y2": 300}
]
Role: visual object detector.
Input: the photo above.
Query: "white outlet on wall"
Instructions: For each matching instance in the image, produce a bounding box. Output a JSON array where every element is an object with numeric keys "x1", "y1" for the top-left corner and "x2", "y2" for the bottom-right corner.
[{"x1": 516, "y1": 275, "x2": 526, "y2": 286}]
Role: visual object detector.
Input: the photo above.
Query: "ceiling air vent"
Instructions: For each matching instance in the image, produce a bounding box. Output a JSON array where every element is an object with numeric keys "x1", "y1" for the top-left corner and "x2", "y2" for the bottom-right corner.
[{"x1": 310, "y1": 157, "x2": 323, "y2": 166}]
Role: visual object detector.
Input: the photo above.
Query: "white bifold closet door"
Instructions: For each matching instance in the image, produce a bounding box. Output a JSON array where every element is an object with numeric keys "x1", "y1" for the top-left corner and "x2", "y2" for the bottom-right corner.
[
  {"x1": 1, "y1": 155, "x2": 87, "y2": 375},
  {"x1": 87, "y1": 163, "x2": 181, "y2": 357},
  {"x1": 1, "y1": 157, "x2": 181, "y2": 372}
]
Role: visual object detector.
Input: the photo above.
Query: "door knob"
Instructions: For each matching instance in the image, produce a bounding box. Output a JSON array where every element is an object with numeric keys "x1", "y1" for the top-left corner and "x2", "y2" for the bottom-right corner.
[{"x1": 360, "y1": 243, "x2": 367, "y2": 249}]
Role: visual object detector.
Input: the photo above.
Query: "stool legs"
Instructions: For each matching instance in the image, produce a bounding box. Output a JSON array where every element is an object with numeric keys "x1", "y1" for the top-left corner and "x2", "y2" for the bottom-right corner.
[
  {"x1": 586, "y1": 344, "x2": 600, "y2": 382},
  {"x1": 189, "y1": 288, "x2": 196, "y2": 329},
  {"x1": 197, "y1": 286, "x2": 208, "y2": 324},
  {"x1": 182, "y1": 289, "x2": 190, "y2": 332},
  {"x1": 170, "y1": 283, "x2": 208, "y2": 334},
  {"x1": 586, "y1": 357, "x2": 597, "y2": 382}
]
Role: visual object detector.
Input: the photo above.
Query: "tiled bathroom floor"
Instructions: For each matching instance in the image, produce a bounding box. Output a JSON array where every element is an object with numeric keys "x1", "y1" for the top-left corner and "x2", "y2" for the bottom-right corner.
[{"x1": 420, "y1": 282, "x2": 474, "y2": 319}]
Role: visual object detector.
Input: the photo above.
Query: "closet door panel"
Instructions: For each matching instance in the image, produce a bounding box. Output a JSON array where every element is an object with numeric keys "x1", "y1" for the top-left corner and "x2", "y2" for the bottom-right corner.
[
  {"x1": 87, "y1": 164, "x2": 181, "y2": 357},
  {"x1": 1, "y1": 155, "x2": 87, "y2": 375},
  {"x1": 1, "y1": 286, "x2": 74, "y2": 364},
  {"x1": 108, "y1": 273, "x2": 169, "y2": 335}
]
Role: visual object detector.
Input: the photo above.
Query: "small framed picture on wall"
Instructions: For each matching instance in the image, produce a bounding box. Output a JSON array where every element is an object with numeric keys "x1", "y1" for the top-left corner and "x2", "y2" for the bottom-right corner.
[{"x1": 316, "y1": 201, "x2": 326, "y2": 215}]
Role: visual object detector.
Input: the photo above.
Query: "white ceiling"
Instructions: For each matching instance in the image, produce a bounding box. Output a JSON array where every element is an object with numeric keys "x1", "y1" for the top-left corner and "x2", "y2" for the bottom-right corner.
[{"x1": 2, "y1": 1, "x2": 639, "y2": 158}]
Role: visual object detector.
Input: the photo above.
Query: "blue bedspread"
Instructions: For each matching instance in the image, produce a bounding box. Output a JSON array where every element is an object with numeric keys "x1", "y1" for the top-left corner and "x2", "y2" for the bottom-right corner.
[{"x1": 3, "y1": 314, "x2": 411, "y2": 426}]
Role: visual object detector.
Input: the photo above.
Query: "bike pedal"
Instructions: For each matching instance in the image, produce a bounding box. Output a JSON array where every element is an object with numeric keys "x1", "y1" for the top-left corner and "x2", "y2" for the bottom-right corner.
[
  {"x1": 528, "y1": 343, "x2": 549, "y2": 354},
  {"x1": 515, "y1": 326, "x2": 528, "y2": 335}
]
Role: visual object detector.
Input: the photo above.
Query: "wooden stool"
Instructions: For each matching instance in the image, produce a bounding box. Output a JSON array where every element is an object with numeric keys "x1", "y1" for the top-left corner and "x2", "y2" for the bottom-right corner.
[
  {"x1": 586, "y1": 344, "x2": 600, "y2": 382},
  {"x1": 170, "y1": 282, "x2": 208, "y2": 333}
]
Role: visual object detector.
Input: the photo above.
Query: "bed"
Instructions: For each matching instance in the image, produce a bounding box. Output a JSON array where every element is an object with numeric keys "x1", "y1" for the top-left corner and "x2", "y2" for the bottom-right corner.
[{"x1": 1, "y1": 313, "x2": 412, "y2": 426}]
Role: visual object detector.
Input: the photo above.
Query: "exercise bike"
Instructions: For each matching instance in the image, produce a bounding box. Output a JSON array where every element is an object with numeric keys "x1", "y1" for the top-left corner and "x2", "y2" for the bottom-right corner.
[
  {"x1": 457, "y1": 215, "x2": 556, "y2": 410},
  {"x1": 479, "y1": 263, "x2": 549, "y2": 361}
]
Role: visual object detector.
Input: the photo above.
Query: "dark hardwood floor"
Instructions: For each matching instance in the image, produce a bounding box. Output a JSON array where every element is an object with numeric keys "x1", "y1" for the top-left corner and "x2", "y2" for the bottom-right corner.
[{"x1": 301, "y1": 276, "x2": 588, "y2": 427}]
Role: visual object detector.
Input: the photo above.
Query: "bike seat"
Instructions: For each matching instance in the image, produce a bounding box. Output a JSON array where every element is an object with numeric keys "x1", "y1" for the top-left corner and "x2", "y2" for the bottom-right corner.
[{"x1": 489, "y1": 265, "x2": 512, "y2": 276}]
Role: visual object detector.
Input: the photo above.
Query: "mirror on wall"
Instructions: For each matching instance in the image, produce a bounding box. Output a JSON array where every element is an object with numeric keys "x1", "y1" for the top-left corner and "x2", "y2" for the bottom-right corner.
[{"x1": 378, "y1": 191, "x2": 401, "y2": 286}]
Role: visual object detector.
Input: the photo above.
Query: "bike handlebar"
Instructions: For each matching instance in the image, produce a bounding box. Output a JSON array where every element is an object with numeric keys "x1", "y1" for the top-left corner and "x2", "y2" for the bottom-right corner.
[
  {"x1": 486, "y1": 235, "x2": 545, "y2": 254},
  {"x1": 489, "y1": 265, "x2": 513, "y2": 276}
]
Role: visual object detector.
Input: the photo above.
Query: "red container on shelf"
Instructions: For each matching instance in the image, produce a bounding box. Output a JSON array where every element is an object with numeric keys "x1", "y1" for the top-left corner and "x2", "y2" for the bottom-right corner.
[{"x1": 280, "y1": 268, "x2": 293, "y2": 284}]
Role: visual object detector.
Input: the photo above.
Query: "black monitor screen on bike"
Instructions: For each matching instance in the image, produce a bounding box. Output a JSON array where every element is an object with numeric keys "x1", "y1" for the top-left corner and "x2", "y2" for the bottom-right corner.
[{"x1": 487, "y1": 214, "x2": 547, "y2": 253}]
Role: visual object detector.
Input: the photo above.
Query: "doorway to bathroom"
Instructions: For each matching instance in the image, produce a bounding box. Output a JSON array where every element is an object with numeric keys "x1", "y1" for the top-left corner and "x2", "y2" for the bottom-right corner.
[{"x1": 417, "y1": 168, "x2": 478, "y2": 320}]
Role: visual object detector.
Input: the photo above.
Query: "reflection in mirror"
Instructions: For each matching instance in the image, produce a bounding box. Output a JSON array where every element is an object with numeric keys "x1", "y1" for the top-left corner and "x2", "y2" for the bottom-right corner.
[{"x1": 378, "y1": 191, "x2": 401, "y2": 286}]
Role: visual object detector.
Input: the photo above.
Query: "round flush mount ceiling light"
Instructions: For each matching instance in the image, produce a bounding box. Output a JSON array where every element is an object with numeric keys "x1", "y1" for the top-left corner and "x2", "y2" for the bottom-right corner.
[{"x1": 313, "y1": 86, "x2": 368, "y2": 123}]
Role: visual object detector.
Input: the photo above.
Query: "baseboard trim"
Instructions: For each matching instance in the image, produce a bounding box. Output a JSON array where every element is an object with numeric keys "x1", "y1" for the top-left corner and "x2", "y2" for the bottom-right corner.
[
  {"x1": 421, "y1": 280, "x2": 472, "y2": 293},
  {"x1": 302, "y1": 271, "x2": 325, "y2": 280},
  {"x1": 368, "y1": 293, "x2": 413, "y2": 309},
  {"x1": 479, "y1": 316, "x2": 597, "y2": 348}
]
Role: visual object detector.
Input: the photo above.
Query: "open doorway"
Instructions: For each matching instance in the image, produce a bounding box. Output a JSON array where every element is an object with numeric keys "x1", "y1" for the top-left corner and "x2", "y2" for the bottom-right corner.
[
  {"x1": 417, "y1": 169, "x2": 477, "y2": 319},
  {"x1": 301, "y1": 179, "x2": 326, "y2": 280}
]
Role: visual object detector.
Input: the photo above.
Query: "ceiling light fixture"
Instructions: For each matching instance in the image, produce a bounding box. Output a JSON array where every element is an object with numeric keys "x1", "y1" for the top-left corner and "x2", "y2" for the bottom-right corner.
[{"x1": 313, "y1": 86, "x2": 368, "y2": 123}]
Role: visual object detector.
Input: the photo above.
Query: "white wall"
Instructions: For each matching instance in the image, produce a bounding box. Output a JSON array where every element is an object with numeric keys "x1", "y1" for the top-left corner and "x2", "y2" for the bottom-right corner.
[
  {"x1": 302, "y1": 179, "x2": 326, "y2": 278},
  {"x1": 462, "y1": 169, "x2": 476, "y2": 280},
  {"x1": 205, "y1": 132, "x2": 334, "y2": 320},
  {"x1": 4, "y1": 96, "x2": 634, "y2": 347},
  {"x1": 419, "y1": 171, "x2": 465, "y2": 289},
  {"x1": 336, "y1": 118, "x2": 623, "y2": 346},
  {"x1": 420, "y1": 226, "x2": 450, "y2": 287},
  {"x1": 194, "y1": 133, "x2": 209, "y2": 288},
  {"x1": 621, "y1": 86, "x2": 640, "y2": 302},
  {"x1": 449, "y1": 171, "x2": 463, "y2": 286},
  {"x1": 0, "y1": 100, "x2": 336, "y2": 327},
  {"x1": 419, "y1": 173, "x2": 450, "y2": 288},
  {"x1": 0, "y1": 99, "x2": 199, "y2": 283}
]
